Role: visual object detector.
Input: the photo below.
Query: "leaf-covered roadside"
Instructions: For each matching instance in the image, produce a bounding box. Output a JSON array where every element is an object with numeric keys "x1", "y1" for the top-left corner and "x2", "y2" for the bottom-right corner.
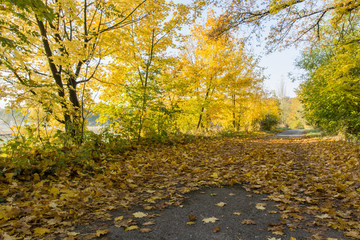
[{"x1": 1, "y1": 136, "x2": 360, "y2": 239}]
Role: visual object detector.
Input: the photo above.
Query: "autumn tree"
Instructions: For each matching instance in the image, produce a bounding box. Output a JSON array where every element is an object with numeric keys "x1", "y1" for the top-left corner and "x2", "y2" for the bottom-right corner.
[
  {"x1": 0, "y1": 0, "x2": 147, "y2": 144},
  {"x1": 95, "y1": 1, "x2": 190, "y2": 139},
  {"x1": 176, "y1": 11, "x2": 278, "y2": 132},
  {"x1": 298, "y1": 13, "x2": 360, "y2": 136}
]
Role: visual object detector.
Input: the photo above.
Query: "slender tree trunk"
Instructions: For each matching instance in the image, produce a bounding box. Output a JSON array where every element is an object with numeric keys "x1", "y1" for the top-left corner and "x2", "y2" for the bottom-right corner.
[
  {"x1": 197, "y1": 88, "x2": 210, "y2": 129},
  {"x1": 138, "y1": 29, "x2": 155, "y2": 140}
]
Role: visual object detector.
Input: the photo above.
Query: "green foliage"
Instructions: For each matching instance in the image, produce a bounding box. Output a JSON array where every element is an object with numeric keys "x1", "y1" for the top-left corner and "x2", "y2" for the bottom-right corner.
[
  {"x1": 259, "y1": 113, "x2": 279, "y2": 131},
  {"x1": 298, "y1": 16, "x2": 360, "y2": 138}
]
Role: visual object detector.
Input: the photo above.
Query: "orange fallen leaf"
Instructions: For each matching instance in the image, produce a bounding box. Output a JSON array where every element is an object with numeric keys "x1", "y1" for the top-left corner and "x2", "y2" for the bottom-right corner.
[
  {"x1": 188, "y1": 215, "x2": 197, "y2": 221},
  {"x1": 213, "y1": 226, "x2": 220, "y2": 233}
]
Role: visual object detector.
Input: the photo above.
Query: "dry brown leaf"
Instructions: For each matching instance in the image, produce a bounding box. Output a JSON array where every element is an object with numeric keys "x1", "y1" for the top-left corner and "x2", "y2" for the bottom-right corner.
[
  {"x1": 344, "y1": 231, "x2": 360, "y2": 238},
  {"x1": 139, "y1": 228, "x2": 152, "y2": 233},
  {"x1": 241, "y1": 219, "x2": 256, "y2": 225},
  {"x1": 143, "y1": 221, "x2": 156, "y2": 226}
]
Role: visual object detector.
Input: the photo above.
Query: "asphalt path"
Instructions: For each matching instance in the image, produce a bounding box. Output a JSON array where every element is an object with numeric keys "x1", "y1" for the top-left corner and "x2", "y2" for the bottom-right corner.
[
  {"x1": 275, "y1": 129, "x2": 307, "y2": 138},
  {"x1": 76, "y1": 186, "x2": 349, "y2": 240}
]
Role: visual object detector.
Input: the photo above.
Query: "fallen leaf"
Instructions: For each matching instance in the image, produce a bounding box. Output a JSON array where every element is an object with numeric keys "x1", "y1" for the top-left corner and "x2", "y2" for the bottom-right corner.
[
  {"x1": 255, "y1": 203, "x2": 267, "y2": 210},
  {"x1": 316, "y1": 214, "x2": 329, "y2": 219},
  {"x1": 202, "y1": 217, "x2": 219, "y2": 223},
  {"x1": 233, "y1": 212, "x2": 242, "y2": 216},
  {"x1": 114, "y1": 218, "x2": 132, "y2": 228},
  {"x1": 241, "y1": 219, "x2": 256, "y2": 225},
  {"x1": 133, "y1": 212, "x2": 148, "y2": 218},
  {"x1": 344, "y1": 231, "x2": 360, "y2": 238},
  {"x1": 216, "y1": 202, "x2": 226, "y2": 207},
  {"x1": 67, "y1": 232, "x2": 80, "y2": 236},
  {"x1": 139, "y1": 228, "x2": 152, "y2": 233},
  {"x1": 125, "y1": 225, "x2": 139, "y2": 231},
  {"x1": 186, "y1": 221, "x2": 196, "y2": 225},
  {"x1": 143, "y1": 221, "x2": 156, "y2": 226},
  {"x1": 213, "y1": 226, "x2": 220, "y2": 233},
  {"x1": 114, "y1": 216, "x2": 124, "y2": 221},
  {"x1": 188, "y1": 215, "x2": 197, "y2": 221},
  {"x1": 34, "y1": 227, "x2": 51, "y2": 236},
  {"x1": 229, "y1": 193, "x2": 235, "y2": 196},
  {"x1": 273, "y1": 231, "x2": 284, "y2": 236},
  {"x1": 96, "y1": 229, "x2": 109, "y2": 237},
  {"x1": 211, "y1": 172, "x2": 218, "y2": 178}
]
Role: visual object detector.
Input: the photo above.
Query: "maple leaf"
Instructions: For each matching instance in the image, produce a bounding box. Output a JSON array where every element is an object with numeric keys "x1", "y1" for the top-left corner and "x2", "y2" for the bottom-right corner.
[
  {"x1": 188, "y1": 215, "x2": 197, "y2": 221},
  {"x1": 125, "y1": 225, "x2": 139, "y2": 231},
  {"x1": 133, "y1": 212, "x2": 148, "y2": 218},
  {"x1": 215, "y1": 202, "x2": 226, "y2": 207},
  {"x1": 255, "y1": 203, "x2": 267, "y2": 210},
  {"x1": 114, "y1": 216, "x2": 124, "y2": 222},
  {"x1": 143, "y1": 221, "x2": 156, "y2": 226},
  {"x1": 96, "y1": 229, "x2": 109, "y2": 237},
  {"x1": 34, "y1": 227, "x2": 51, "y2": 236},
  {"x1": 241, "y1": 219, "x2": 256, "y2": 225},
  {"x1": 344, "y1": 231, "x2": 360, "y2": 239},
  {"x1": 202, "y1": 217, "x2": 219, "y2": 223},
  {"x1": 213, "y1": 226, "x2": 220, "y2": 233},
  {"x1": 139, "y1": 228, "x2": 152, "y2": 233}
]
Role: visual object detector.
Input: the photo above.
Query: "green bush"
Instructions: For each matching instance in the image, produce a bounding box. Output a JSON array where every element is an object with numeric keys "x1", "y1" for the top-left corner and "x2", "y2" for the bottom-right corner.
[{"x1": 259, "y1": 114, "x2": 279, "y2": 131}]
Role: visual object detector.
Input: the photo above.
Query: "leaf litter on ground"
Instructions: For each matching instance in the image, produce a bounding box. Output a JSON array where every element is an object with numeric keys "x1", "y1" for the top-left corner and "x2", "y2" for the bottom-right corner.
[{"x1": 1, "y1": 135, "x2": 360, "y2": 238}]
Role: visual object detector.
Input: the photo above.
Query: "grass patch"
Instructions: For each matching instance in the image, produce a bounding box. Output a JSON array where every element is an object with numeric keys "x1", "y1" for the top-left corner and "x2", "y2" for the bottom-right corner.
[{"x1": 305, "y1": 129, "x2": 322, "y2": 137}]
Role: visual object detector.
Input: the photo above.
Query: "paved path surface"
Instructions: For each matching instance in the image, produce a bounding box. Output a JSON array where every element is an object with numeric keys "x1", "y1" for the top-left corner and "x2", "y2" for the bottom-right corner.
[
  {"x1": 76, "y1": 186, "x2": 349, "y2": 240},
  {"x1": 275, "y1": 129, "x2": 306, "y2": 138}
]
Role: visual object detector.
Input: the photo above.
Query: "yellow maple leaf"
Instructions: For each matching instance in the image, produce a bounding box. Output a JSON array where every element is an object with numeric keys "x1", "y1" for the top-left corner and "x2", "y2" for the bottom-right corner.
[
  {"x1": 114, "y1": 216, "x2": 124, "y2": 221},
  {"x1": 133, "y1": 212, "x2": 148, "y2": 218},
  {"x1": 215, "y1": 202, "x2": 226, "y2": 207},
  {"x1": 96, "y1": 229, "x2": 109, "y2": 237},
  {"x1": 34, "y1": 227, "x2": 51, "y2": 236},
  {"x1": 125, "y1": 225, "x2": 139, "y2": 231},
  {"x1": 202, "y1": 217, "x2": 219, "y2": 223}
]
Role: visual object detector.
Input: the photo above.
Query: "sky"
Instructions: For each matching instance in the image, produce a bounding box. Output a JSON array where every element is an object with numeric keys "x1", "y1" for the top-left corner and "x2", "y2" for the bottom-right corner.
[{"x1": 259, "y1": 46, "x2": 304, "y2": 98}]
